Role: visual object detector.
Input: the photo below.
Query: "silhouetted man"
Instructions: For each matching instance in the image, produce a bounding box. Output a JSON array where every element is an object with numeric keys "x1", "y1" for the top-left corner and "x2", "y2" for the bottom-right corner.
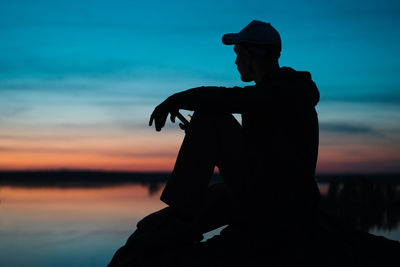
[{"x1": 109, "y1": 20, "x2": 321, "y2": 266}]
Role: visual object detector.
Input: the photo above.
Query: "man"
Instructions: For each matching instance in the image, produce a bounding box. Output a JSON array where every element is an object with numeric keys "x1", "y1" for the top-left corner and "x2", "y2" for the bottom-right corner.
[{"x1": 109, "y1": 20, "x2": 321, "y2": 266}]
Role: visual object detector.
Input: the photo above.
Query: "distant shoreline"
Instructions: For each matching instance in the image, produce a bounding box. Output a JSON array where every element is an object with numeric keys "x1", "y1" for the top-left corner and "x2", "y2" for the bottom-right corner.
[
  {"x1": 0, "y1": 170, "x2": 170, "y2": 188},
  {"x1": 0, "y1": 170, "x2": 399, "y2": 188}
]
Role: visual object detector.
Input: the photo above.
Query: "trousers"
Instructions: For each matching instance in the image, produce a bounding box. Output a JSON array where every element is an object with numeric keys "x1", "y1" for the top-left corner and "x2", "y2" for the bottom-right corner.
[{"x1": 161, "y1": 111, "x2": 251, "y2": 229}]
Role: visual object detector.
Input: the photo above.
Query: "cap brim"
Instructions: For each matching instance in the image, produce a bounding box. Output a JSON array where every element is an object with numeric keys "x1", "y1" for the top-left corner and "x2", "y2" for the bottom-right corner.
[{"x1": 222, "y1": 33, "x2": 239, "y2": 45}]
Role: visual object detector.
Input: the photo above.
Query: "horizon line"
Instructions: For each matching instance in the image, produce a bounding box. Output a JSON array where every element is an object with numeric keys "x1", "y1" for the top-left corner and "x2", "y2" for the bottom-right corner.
[{"x1": 0, "y1": 168, "x2": 400, "y2": 176}]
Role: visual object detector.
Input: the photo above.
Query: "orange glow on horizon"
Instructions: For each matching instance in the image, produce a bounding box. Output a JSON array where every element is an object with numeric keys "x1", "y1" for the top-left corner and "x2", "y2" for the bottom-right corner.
[
  {"x1": 0, "y1": 129, "x2": 184, "y2": 172},
  {"x1": 1, "y1": 127, "x2": 400, "y2": 173},
  {"x1": 0, "y1": 151, "x2": 176, "y2": 171}
]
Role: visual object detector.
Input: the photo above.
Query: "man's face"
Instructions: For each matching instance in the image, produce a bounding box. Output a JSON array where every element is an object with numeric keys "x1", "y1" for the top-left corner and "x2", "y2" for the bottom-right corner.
[{"x1": 234, "y1": 44, "x2": 253, "y2": 82}]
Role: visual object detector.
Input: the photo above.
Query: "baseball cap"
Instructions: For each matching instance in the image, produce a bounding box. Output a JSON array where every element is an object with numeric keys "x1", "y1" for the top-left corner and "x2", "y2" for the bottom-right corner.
[{"x1": 222, "y1": 20, "x2": 281, "y2": 51}]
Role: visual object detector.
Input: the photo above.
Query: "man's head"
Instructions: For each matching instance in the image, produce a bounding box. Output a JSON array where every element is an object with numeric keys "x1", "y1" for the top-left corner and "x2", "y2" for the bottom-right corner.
[
  {"x1": 223, "y1": 20, "x2": 281, "y2": 83},
  {"x1": 233, "y1": 42, "x2": 281, "y2": 82}
]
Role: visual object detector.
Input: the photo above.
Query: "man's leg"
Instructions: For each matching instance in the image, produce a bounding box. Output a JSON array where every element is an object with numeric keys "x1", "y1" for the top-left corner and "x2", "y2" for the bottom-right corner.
[{"x1": 160, "y1": 111, "x2": 248, "y2": 220}]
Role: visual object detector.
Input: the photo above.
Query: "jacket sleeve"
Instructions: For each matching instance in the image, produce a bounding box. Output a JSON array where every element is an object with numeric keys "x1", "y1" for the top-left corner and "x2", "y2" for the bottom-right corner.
[
  {"x1": 169, "y1": 77, "x2": 319, "y2": 113},
  {"x1": 170, "y1": 86, "x2": 265, "y2": 113}
]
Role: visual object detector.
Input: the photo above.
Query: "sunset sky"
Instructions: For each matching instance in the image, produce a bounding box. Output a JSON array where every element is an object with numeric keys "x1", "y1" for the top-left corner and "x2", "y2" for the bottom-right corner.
[{"x1": 0, "y1": 0, "x2": 399, "y2": 173}]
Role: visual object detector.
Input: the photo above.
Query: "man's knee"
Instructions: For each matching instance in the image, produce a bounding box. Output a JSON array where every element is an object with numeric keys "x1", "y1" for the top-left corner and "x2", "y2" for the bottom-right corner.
[
  {"x1": 188, "y1": 111, "x2": 240, "y2": 131},
  {"x1": 128, "y1": 207, "x2": 203, "y2": 247}
]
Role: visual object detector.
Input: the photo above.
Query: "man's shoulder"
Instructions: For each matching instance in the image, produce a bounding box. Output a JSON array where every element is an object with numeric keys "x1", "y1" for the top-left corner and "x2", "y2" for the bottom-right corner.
[{"x1": 277, "y1": 67, "x2": 313, "y2": 82}]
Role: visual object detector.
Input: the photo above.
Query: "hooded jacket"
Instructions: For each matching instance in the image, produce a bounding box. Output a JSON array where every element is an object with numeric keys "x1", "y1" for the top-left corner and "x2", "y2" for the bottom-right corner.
[{"x1": 172, "y1": 67, "x2": 321, "y2": 214}]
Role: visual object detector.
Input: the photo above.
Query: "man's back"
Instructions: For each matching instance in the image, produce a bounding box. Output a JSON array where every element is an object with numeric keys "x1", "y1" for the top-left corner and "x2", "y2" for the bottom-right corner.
[{"x1": 239, "y1": 67, "x2": 321, "y2": 226}]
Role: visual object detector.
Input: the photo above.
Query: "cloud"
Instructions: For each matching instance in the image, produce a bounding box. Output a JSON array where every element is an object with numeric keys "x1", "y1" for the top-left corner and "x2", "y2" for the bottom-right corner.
[
  {"x1": 320, "y1": 88, "x2": 400, "y2": 105},
  {"x1": 0, "y1": 106, "x2": 28, "y2": 120},
  {"x1": 319, "y1": 122, "x2": 382, "y2": 136}
]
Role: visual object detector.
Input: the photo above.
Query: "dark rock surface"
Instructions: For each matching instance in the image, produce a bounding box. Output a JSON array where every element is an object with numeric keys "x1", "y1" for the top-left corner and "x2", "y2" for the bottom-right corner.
[{"x1": 108, "y1": 207, "x2": 400, "y2": 267}]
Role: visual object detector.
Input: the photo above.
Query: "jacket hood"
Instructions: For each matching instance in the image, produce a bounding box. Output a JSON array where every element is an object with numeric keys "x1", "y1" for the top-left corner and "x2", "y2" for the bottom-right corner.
[{"x1": 268, "y1": 67, "x2": 320, "y2": 107}]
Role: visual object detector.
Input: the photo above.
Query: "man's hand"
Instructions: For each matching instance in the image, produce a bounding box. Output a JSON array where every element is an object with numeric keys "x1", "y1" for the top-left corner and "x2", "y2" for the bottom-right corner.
[{"x1": 149, "y1": 96, "x2": 179, "y2": 131}]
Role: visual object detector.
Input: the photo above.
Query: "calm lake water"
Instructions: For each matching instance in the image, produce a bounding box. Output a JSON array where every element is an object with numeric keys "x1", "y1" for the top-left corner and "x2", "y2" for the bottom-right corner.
[{"x1": 0, "y1": 181, "x2": 399, "y2": 267}]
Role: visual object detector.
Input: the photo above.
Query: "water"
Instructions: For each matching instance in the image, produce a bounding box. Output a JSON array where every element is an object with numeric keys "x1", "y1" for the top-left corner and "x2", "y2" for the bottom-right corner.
[
  {"x1": 0, "y1": 181, "x2": 399, "y2": 267},
  {"x1": 0, "y1": 184, "x2": 166, "y2": 267}
]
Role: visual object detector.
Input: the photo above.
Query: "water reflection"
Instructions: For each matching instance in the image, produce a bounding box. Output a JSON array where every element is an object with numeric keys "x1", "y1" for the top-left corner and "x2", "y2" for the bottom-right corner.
[
  {"x1": 319, "y1": 179, "x2": 400, "y2": 232},
  {"x1": 0, "y1": 183, "x2": 167, "y2": 267},
  {"x1": 2, "y1": 177, "x2": 400, "y2": 232},
  {"x1": 0, "y1": 177, "x2": 399, "y2": 267}
]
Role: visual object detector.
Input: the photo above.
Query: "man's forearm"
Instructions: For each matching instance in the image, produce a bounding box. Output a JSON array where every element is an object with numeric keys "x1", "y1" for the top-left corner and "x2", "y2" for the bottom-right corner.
[{"x1": 170, "y1": 86, "x2": 255, "y2": 113}]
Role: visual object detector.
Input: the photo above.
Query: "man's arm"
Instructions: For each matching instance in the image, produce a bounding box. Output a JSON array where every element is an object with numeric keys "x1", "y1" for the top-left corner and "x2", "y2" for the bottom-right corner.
[
  {"x1": 149, "y1": 82, "x2": 318, "y2": 131},
  {"x1": 149, "y1": 86, "x2": 255, "y2": 131},
  {"x1": 169, "y1": 86, "x2": 256, "y2": 113}
]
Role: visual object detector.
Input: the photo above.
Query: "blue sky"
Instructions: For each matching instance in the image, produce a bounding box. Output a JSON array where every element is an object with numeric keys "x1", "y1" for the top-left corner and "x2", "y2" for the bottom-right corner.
[{"x1": 0, "y1": 0, "x2": 399, "y2": 172}]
